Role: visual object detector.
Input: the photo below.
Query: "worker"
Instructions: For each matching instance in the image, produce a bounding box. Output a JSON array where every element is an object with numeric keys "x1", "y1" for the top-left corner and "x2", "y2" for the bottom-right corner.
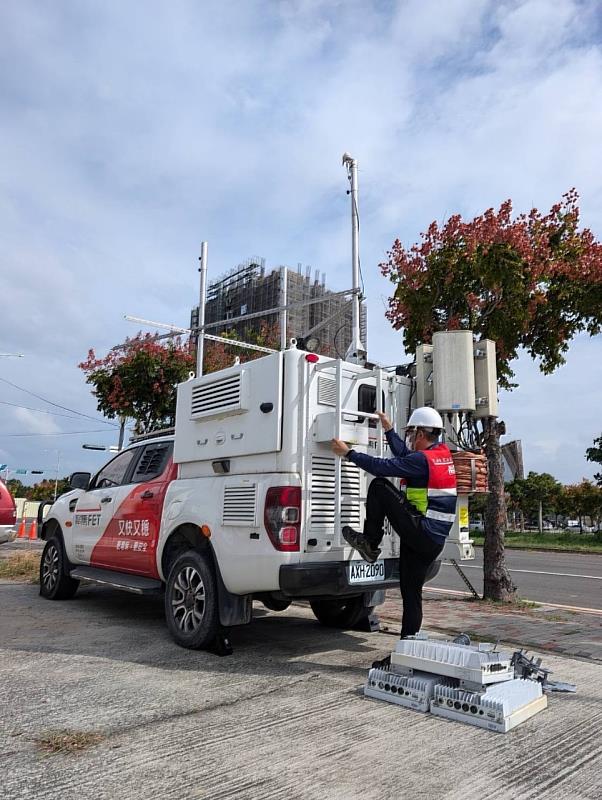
[{"x1": 330, "y1": 407, "x2": 457, "y2": 668}]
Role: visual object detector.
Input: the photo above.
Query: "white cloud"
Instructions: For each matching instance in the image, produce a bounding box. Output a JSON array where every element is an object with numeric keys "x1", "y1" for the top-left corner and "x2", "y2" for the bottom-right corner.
[
  {"x1": 11, "y1": 407, "x2": 60, "y2": 436},
  {"x1": 0, "y1": 0, "x2": 601, "y2": 483}
]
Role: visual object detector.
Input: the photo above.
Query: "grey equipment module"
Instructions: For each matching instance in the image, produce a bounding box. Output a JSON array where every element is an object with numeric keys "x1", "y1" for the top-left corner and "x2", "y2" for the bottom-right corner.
[
  {"x1": 390, "y1": 637, "x2": 514, "y2": 687},
  {"x1": 430, "y1": 679, "x2": 547, "y2": 733},
  {"x1": 365, "y1": 668, "x2": 452, "y2": 713},
  {"x1": 364, "y1": 635, "x2": 555, "y2": 733}
]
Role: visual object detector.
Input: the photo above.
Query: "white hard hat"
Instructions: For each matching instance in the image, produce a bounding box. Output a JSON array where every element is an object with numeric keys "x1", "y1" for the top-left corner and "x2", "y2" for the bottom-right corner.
[{"x1": 407, "y1": 407, "x2": 443, "y2": 430}]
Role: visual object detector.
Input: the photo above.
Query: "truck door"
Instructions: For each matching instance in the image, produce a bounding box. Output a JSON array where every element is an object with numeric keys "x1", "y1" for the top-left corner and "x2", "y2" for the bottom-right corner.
[
  {"x1": 70, "y1": 448, "x2": 140, "y2": 565},
  {"x1": 90, "y1": 441, "x2": 175, "y2": 577}
]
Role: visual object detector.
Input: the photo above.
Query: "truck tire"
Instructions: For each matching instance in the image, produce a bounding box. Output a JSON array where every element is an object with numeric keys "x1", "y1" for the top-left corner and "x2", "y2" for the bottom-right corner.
[
  {"x1": 164, "y1": 549, "x2": 220, "y2": 650},
  {"x1": 260, "y1": 593, "x2": 292, "y2": 612},
  {"x1": 39, "y1": 537, "x2": 79, "y2": 600},
  {"x1": 309, "y1": 596, "x2": 372, "y2": 629}
]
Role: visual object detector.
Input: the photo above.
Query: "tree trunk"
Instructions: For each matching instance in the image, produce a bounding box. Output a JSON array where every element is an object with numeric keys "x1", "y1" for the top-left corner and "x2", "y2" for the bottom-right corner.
[
  {"x1": 538, "y1": 500, "x2": 543, "y2": 533},
  {"x1": 483, "y1": 418, "x2": 517, "y2": 601}
]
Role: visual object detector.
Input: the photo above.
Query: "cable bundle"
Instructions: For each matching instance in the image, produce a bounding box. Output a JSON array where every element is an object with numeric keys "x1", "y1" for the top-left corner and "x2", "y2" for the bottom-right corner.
[{"x1": 452, "y1": 450, "x2": 488, "y2": 493}]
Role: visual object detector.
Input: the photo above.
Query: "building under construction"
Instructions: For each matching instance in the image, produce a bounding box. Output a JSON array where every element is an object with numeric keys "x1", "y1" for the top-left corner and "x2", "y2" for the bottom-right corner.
[{"x1": 192, "y1": 258, "x2": 367, "y2": 358}]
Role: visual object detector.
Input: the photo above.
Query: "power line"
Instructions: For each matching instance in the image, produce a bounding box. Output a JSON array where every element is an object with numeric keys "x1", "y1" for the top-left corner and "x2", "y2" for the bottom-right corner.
[
  {"x1": 0, "y1": 377, "x2": 118, "y2": 427},
  {"x1": 0, "y1": 400, "x2": 85, "y2": 420}
]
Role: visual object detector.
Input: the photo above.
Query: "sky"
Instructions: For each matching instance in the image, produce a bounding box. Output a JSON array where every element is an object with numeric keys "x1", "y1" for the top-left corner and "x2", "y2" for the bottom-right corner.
[{"x1": 0, "y1": 0, "x2": 601, "y2": 487}]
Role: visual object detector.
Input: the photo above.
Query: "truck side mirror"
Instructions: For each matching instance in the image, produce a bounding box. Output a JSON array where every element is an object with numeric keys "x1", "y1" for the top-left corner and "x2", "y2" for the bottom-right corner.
[{"x1": 69, "y1": 472, "x2": 91, "y2": 490}]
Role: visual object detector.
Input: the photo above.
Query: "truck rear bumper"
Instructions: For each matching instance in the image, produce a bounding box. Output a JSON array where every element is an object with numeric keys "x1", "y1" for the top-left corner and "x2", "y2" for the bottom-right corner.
[{"x1": 279, "y1": 559, "x2": 399, "y2": 597}]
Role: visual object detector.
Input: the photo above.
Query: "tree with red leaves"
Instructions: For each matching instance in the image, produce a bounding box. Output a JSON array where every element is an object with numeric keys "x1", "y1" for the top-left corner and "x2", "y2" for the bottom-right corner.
[
  {"x1": 79, "y1": 323, "x2": 281, "y2": 436},
  {"x1": 79, "y1": 334, "x2": 195, "y2": 434},
  {"x1": 381, "y1": 190, "x2": 602, "y2": 600}
]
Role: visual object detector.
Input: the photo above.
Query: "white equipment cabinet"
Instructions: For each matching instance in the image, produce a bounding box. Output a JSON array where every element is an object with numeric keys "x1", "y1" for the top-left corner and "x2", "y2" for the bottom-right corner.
[{"x1": 174, "y1": 355, "x2": 284, "y2": 463}]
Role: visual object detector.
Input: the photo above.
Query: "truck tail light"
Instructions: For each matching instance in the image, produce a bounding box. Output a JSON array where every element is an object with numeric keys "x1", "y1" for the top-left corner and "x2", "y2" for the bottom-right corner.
[{"x1": 264, "y1": 486, "x2": 301, "y2": 552}]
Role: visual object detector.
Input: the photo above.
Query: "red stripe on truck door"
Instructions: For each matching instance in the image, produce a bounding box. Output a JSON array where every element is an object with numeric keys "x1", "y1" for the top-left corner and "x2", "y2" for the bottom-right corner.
[{"x1": 90, "y1": 461, "x2": 176, "y2": 578}]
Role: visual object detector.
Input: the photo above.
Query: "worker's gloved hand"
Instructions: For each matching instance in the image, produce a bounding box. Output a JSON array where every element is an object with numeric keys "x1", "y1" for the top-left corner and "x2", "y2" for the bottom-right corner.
[
  {"x1": 376, "y1": 412, "x2": 393, "y2": 431},
  {"x1": 331, "y1": 438, "x2": 350, "y2": 457}
]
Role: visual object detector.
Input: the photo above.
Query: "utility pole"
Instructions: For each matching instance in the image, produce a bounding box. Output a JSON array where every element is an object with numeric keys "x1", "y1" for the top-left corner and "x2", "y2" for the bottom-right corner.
[
  {"x1": 342, "y1": 153, "x2": 365, "y2": 365},
  {"x1": 54, "y1": 451, "x2": 60, "y2": 501},
  {"x1": 118, "y1": 417, "x2": 126, "y2": 451}
]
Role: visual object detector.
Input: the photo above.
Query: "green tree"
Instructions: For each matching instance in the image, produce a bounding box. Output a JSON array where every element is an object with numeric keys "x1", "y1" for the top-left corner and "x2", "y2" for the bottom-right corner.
[
  {"x1": 468, "y1": 492, "x2": 488, "y2": 522},
  {"x1": 563, "y1": 480, "x2": 602, "y2": 532},
  {"x1": 28, "y1": 478, "x2": 71, "y2": 501},
  {"x1": 381, "y1": 190, "x2": 602, "y2": 600},
  {"x1": 79, "y1": 334, "x2": 195, "y2": 434},
  {"x1": 505, "y1": 478, "x2": 527, "y2": 531},
  {"x1": 5, "y1": 479, "x2": 26, "y2": 498},
  {"x1": 585, "y1": 434, "x2": 602, "y2": 486},
  {"x1": 520, "y1": 472, "x2": 563, "y2": 531}
]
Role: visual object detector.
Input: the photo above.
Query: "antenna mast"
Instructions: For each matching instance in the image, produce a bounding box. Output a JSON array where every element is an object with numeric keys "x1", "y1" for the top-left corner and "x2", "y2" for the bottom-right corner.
[
  {"x1": 342, "y1": 153, "x2": 366, "y2": 365},
  {"x1": 197, "y1": 241, "x2": 208, "y2": 376}
]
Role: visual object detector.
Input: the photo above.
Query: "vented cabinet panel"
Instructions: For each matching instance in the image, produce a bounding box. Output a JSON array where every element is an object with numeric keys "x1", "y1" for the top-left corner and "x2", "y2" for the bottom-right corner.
[
  {"x1": 190, "y1": 372, "x2": 247, "y2": 420},
  {"x1": 222, "y1": 484, "x2": 257, "y2": 526},
  {"x1": 317, "y1": 376, "x2": 337, "y2": 406},
  {"x1": 174, "y1": 354, "x2": 283, "y2": 464},
  {"x1": 310, "y1": 455, "x2": 361, "y2": 529}
]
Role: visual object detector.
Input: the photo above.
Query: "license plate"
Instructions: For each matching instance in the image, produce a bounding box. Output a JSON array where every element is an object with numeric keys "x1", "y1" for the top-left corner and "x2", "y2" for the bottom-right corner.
[{"x1": 348, "y1": 559, "x2": 386, "y2": 584}]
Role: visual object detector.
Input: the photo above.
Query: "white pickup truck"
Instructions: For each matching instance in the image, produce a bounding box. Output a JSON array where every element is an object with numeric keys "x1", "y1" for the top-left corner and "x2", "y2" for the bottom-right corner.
[{"x1": 39, "y1": 348, "x2": 472, "y2": 651}]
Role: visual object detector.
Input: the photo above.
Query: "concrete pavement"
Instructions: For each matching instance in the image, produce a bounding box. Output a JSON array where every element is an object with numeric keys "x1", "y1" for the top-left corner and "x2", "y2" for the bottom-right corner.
[
  {"x1": 3, "y1": 540, "x2": 600, "y2": 662},
  {"x1": 1, "y1": 574, "x2": 602, "y2": 800}
]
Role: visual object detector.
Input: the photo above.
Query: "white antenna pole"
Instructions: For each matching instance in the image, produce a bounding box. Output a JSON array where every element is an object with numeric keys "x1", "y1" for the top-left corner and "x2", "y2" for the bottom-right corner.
[
  {"x1": 342, "y1": 153, "x2": 365, "y2": 364},
  {"x1": 197, "y1": 241, "x2": 208, "y2": 377}
]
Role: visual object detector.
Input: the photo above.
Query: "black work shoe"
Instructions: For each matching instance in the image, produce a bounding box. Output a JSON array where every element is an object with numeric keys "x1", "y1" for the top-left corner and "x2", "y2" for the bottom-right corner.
[
  {"x1": 342, "y1": 526, "x2": 381, "y2": 564},
  {"x1": 371, "y1": 654, "x2": 391, "y2": 670}
]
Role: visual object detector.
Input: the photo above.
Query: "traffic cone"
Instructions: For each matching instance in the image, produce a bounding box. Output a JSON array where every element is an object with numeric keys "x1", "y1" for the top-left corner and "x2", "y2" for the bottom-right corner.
[
  {"x1": 16, "y1": 518, "x2": 27, "y2": 539},
  {"x1": 27, "y1": 520, "x2": 38, "y2": 540}
]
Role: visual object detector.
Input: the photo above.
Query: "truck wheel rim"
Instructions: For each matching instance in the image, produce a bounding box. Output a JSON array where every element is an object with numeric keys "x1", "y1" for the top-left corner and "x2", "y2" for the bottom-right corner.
[
  {"x1": 42, "y1": 544, "x2": 59, "y2": 591},
  {"x1": 171, "y1": 566, "x2": 206, "y2": 633}
]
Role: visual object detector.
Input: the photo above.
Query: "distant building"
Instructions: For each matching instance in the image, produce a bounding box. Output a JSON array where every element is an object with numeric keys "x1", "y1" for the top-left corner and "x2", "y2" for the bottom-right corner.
[{"x1": 192, "y1": 257, "x2": 367, "y2": 358}]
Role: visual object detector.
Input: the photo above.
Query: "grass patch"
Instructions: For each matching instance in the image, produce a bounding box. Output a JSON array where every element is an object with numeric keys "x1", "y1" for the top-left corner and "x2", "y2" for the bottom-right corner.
[
  {"x1": 510, "y1": 598, "x2": 540, "y2": 610},
  {"x1": 0, "y1": 552, "x2": 41, "y2": 583},
  {"x1": 34, "y1": 729, "x2": 105, "y2": 755},
  {"x1": 470, "y1": 530, "x2": 602, "y2": 553},
  {"x1": 468, "y1": 596, "x2": 540, "y2": 611}
]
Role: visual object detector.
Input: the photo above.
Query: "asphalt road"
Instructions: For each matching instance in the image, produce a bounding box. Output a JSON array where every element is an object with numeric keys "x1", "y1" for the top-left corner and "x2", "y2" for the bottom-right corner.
[
  {"x1": 1, "y1": 581, "x2": 601, "y2": 800},
  {"x1": 432, "y1": 548, "x2": 602, "y2": 611}
]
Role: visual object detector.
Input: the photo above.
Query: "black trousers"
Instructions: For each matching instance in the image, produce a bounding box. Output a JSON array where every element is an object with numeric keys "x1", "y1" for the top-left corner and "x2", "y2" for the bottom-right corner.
[{"x1": 364, "y1": 478, "x2": 443, "y2": 638}]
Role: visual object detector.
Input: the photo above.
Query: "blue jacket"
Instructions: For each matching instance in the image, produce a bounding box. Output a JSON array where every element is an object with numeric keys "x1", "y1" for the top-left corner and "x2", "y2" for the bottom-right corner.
[{"x1": 347, "y1": 429, "x2": 457, "y2": 543}]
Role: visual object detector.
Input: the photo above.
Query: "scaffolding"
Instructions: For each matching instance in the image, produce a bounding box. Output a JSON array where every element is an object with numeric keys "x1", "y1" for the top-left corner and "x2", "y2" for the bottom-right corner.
[{"x1": 195, "y1": 258, "x2": 368, "y2": 358}]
